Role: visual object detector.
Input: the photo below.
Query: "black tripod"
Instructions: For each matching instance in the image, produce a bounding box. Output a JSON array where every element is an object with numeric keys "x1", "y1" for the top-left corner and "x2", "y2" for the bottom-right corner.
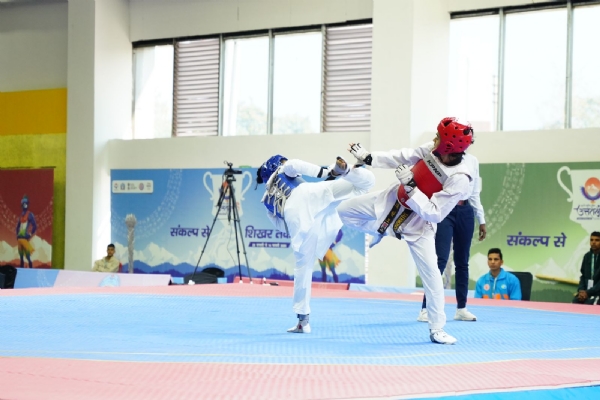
[{"x1": 192, "y1": 161, "x2": 252, "y2": 283}]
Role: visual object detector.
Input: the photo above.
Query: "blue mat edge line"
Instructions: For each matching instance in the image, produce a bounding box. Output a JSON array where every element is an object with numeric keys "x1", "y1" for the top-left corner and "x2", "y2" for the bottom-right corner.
[{"x1": 412, "y1": 383, "x2": 600, "y2": 400}]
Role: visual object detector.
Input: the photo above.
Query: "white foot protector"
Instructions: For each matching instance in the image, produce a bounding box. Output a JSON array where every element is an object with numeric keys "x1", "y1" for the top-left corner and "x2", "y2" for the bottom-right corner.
[
  {"x1": 454, "y1": 308, "x2": 477, "y2": 321},
  {"x1": 430, "y1": 329, "x2": 457, "y2": 345},
  {"x1": 417, "y1": 308, "x2": 428, "y2": 322},
  {"x1": 287, "y1": 319, "x2": 311, "y2": 334}
]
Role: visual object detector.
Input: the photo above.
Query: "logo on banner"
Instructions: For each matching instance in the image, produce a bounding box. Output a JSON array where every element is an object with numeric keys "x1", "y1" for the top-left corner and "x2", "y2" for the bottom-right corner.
[
  {"x1": 112, "y1": 180, "x2": 153, "y2": 193},
  {"x1": 557, "y1": 167, "x2": 600, "y2": 234},
  {"x1": 581, "y1": 177, "x2": 600, "y2": 202}
]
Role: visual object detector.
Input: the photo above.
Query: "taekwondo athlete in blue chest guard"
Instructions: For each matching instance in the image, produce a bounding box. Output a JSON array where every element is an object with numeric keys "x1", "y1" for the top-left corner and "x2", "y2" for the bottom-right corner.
[{"x1": 256, "y1": 154, "x2": 375, "y2": 334}]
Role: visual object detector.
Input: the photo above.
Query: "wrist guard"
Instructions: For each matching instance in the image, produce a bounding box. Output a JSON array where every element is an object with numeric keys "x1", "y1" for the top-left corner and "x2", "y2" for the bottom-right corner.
[{"x1": 404, "y1": 178, "x2": 417, "y2": 193}]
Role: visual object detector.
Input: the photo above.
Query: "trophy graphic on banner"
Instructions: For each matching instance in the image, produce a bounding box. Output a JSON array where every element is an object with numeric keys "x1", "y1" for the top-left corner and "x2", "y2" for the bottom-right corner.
[
  {"x1": 203, "y1": 170, "x2": 252, "y2": 223},
  {"x1": 557, "y1": 166, "x2": 600, "y2": 234}
]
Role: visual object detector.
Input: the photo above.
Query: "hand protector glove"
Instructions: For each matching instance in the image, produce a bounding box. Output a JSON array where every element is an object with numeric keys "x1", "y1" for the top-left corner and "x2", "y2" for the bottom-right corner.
[
  {"x1": 327, "y1": 157, "x2": 350, "y2": 179},
  {"x1": 395, "y1": 164, "x2": 416, "y2": 193},
  {"x1": 349, "y1": 143, "x2": 372, "y2": 165}
]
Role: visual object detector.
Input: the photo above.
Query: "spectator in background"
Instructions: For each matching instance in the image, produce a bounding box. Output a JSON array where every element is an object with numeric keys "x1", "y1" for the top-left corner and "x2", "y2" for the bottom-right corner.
[
  {"x1": 418, "y1": 152, "x2": 486, "y2": 322},
  {"x1": 475, "y1": 248, "x2": 521, "y2": 300},
  {"x1": 572, "y1": 231, "x2": 600, "y2": 305},
  {"x1": 92, "y1": 244, "x2": 120, "y2": 273}
]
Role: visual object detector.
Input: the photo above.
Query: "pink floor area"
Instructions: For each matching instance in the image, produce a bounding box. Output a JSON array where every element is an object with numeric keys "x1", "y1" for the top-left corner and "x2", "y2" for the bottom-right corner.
[{"x1": 1, "y1": 357, "x2": 599, "y2": 400}]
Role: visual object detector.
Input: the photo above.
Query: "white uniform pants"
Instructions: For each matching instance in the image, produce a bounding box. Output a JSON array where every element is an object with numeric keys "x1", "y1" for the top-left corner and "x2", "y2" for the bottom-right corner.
[
  {"x1": 289, "y1": 169, "x2": 374, "y2": 316},
  {"x1": 338, "y1": 194, "x2": 446, "y2": 330},
  {"x1": 406, "y1": 225, "x2": 446, "y2": 330}
]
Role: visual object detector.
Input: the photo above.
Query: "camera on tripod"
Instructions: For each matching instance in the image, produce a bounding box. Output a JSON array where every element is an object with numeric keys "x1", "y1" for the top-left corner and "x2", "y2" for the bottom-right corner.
[
  {"x1": 190, "y1": 160, "x2": 252, "y2": 284},
  {"x1": 224, "y1": 160, "x2": 243, "y2": 177}
]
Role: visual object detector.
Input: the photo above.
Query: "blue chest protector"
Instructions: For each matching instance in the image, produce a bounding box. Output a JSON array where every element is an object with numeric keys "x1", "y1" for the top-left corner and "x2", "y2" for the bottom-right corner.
[{"x1": 263, "y1": 172, "x2": 306, "y2": 219}]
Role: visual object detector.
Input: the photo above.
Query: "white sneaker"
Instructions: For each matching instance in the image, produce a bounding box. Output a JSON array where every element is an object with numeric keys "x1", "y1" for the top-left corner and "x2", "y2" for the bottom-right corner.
[
  {"x1": 287, "y1": 319, "x2": 311, "y2": 333},
  {"x1": 417, "y1": 308, "x2": 428, "y2": 322},
  {"x1": 454, "y1": 308, "x2": 477, "y2": 321},
  {"x1": 430, "y1": 329, "x2": 457, "y2": 345}
]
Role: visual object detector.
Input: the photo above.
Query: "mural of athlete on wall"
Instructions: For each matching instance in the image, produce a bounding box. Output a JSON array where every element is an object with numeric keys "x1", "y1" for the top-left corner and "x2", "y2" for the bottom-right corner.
[
  {"x1": 0, "y1": 169, "x2": 54, "y2": 269},
  {"x1": 319, "y1": 229, "x2": 343, "y2": 283},
  {"x1": 16, "y1": 195, "x2": 37, "y2": 268}
]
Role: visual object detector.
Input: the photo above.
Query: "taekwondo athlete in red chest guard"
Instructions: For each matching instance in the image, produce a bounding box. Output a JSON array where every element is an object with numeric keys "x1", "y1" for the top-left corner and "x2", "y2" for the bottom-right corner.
[{"x1": 337, "y1": 117, "x2": 474, "y2": 345}]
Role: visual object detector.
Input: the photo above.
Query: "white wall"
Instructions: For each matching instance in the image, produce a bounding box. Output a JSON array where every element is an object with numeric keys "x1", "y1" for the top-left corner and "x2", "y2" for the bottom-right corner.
[
  {"x1": 107, "y1": 133, "x2": 369, "y2": 170},
  {"x1": 66, "y1": 0, "x2": 132, "y2": 270},
  {"x1": 0, "y1": 1, "x2": 68, "y2": 91},
  {"x1": 65, "y1": 0, "x2": 96, "y2": 270},
  {"x1": 468, "y1": 128, "x2": 600, "y2": 164},
  {"x1": 130, "y1": 0, "x2": 373, "y2": 41},
  {"x1": 368, "y1": 0, "x2": 417, "y2": 286}
]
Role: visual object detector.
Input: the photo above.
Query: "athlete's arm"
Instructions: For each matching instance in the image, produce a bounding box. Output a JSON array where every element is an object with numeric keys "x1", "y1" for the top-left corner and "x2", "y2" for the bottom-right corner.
[
  {"x1": 370, "y1": 142, "x2": 435, "y2": 169},
  {"x1": 405, "y1": 174, "x2": 470, "y2": 223},
  {"x1": 282, "y1": 159, "x2": 329, "y2": 179}
]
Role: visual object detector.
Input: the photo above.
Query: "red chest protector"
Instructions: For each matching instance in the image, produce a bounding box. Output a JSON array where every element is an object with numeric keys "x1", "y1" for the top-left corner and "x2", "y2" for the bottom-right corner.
[{"x1": 397, "y1": 155, "x2": 446, "y2": 208}]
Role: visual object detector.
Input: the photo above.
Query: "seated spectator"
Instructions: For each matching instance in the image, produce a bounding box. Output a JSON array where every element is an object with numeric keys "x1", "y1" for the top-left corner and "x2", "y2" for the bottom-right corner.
[
  {"x1": 572, "y1": 231, "x2": 600, "y2": 305},
  {"x1": 475, "y1": 248, "x2": 521, "y2": 300},
  {"x1": 92, "y1": 244, "x2": 120, "y2": 273}
]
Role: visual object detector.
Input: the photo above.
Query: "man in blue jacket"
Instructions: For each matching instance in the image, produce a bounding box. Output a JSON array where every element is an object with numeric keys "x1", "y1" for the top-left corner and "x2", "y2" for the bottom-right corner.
[{"x1": 475, "y1": 248, "x2": 521, "y2": 300}]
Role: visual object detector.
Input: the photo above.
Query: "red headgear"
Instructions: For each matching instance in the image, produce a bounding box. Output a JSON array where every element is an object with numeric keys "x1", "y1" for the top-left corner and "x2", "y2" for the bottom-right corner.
[{"x1": 435, "y1": 117, "x2": 474, "y2": 155}]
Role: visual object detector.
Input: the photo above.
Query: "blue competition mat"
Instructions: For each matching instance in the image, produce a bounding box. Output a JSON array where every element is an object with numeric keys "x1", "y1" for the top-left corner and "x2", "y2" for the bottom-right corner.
[
  {"x1": 1, "y1": 293, "x2": 599, "y2": 365},
  {"x1": 433, "y1": 385, "x2": 600, "y2": 400}
]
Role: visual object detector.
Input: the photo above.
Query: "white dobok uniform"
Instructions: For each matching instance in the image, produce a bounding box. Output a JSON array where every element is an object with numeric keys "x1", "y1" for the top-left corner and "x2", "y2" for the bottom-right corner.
[
  {"x1": 262, "y1": 159, "x2": 375, "y2": 316},
  {"x1": 338, "y1": 143, "x2": 471, "y2": 330}
]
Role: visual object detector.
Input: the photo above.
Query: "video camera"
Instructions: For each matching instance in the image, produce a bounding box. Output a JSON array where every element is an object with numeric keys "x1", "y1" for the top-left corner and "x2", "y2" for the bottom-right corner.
[{"x1": 223, "y1": 160, "x2": 243, "y2": 176}]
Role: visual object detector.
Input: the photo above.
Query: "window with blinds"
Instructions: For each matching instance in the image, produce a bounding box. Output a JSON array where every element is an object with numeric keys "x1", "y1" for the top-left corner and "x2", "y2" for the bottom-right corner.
[
  {"x1": 322, "y1": 24, "x2": 372, "y2": 132},
  {"x1": 132, "y1": 21, "x2": 373, "y2": 137},
  {"x1": 173, "y1": 38, "x2": 220, "y2": 136}
]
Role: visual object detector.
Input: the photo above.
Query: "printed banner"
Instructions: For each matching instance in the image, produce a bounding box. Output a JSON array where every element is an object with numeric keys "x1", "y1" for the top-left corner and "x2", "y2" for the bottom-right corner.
[
  {"x1": 110, "y1": 168, "x2": 366, "y2": 283},
  {"x1": 0, "y1": 168, "x2": 54, "y2": 268},
  {"x1": 465, "y1": 162, "x2": 600, "y2": 302}
]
